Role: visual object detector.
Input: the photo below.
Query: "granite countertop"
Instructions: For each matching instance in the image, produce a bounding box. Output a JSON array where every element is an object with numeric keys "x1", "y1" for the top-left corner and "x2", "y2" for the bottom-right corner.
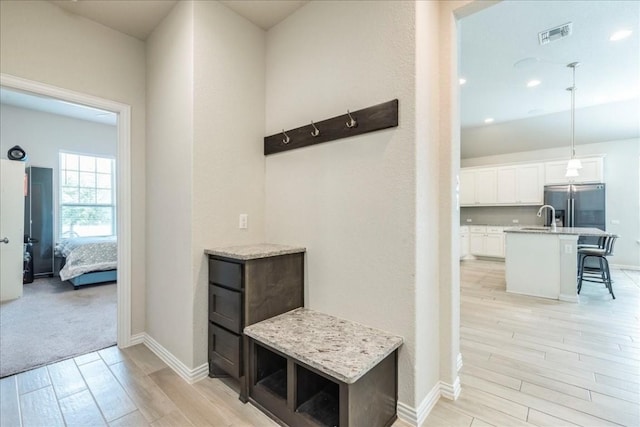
[
  {"x1": 505, "y1": 226, "x2": 610, "y2": 237},
  {"x1": 244, "y1": 308, "x2": 403, "y2": 384},
  {"x1": 204, "y1": 243, "x2": 305, "y2": 260}
]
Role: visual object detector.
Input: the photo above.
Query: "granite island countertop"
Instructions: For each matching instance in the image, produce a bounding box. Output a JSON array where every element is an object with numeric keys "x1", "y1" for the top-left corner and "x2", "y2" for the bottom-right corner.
[
  {"x1": 244, "y1": 308, "x2": 403, "y2": 384},
  {"x1": 504, "y1": 226, "x2": 610, "y2": 237},
  {"x1": 204, "y1": 243, "x2": 305, "y2": 260}
]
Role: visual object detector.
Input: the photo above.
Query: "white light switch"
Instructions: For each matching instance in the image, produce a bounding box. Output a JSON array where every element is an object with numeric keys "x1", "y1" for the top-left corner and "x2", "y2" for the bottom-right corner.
[
  {"x1": 610, "y1": 219, "x2": 620, "y2": 224},
  {"x1": 239, "y1": 214, "x2": 248, "y2": 229}
]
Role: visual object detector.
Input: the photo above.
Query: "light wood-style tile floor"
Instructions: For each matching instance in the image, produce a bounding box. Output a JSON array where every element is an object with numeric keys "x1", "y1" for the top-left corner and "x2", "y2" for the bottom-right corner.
[
  {"x1": 0, "y1": 344, "x2": 278, "y2": 427},
  {"x1": 417, "y1": 260, "x2": 640, "y2": 427},
  {"x1": 1, "y1": 260, "x2": 638, "y2": 426}
]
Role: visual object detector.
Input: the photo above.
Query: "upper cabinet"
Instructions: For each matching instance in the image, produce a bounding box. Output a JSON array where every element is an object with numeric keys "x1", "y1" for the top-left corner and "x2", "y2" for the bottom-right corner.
[
  {"x1": 460, "y1": 168, "x2": 497, "y2": 205},
  {"x1": 544, "y1": 157, "x2": 604, "y2": 184},
  {"x1": 496, "y1": 164, "x2": 544, "y2": 205},
  {"x1": 461, "y1": 163, "x2": 542, "y2": 206},
  {"x1": 460, "y1": 157, "x2": 603, "y2": 207}
]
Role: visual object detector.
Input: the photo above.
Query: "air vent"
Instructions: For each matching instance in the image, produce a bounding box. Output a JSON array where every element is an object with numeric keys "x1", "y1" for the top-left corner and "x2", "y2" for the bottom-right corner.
[{"x1": 538, "y1": 22, "x2": 572, "y2": 45}]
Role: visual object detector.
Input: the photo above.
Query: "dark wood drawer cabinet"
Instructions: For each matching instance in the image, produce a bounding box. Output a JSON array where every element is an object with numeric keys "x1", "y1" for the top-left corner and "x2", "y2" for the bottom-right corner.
[
  {"x1": 205, "y1": 244, "x2": 305, "y2": 401},
  {"x1": 209, "y1": 323, "x2": 242, "y2": 378},
  {"x1": 209, "y1": 284, "x2": 242, "y2": 333}
]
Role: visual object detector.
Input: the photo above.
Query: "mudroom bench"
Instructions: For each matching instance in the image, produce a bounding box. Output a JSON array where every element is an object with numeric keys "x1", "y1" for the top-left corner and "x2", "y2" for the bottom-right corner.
[{"x1": 244, "y1": 308, "x2": 403, "y2": 427}]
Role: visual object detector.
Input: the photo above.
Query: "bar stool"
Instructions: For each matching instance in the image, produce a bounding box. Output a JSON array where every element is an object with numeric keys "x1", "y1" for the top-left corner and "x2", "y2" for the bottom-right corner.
[{"x1": 577, "y1": 235, "x2": 618, "y2": 299}]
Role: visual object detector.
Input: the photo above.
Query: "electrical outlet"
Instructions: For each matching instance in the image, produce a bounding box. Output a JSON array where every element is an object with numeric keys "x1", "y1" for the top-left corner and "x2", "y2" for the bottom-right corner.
[
  {"x1": 610, "y1": 219, "x2": 620, "y2": 224},
  {"x1": 564, "y1": 244, "x2": 572, "y2": 254},
  {"x1": 466, "y1": 218, "x2": 472, "y2": 223},
  {"x1": 512, "y1": 219, "x2": 519, "y2": 223},
  {"x1": 239, "y1": 214, "x2": 248, "y2": 229}
]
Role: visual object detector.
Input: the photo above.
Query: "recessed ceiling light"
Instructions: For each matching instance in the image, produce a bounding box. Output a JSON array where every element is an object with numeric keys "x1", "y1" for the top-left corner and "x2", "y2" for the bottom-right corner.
[
  {"x1": 610, "y1": 29, "x2": 632, "y2": 41},
  {"x1": 484, "y1": 118, "x2": 494, "y2": 124},
  {"x1": 459, "y1": 78, "x2": 467, "y2": 85},
  {"x1": 527, "y1": 79, "x2": 541, "y2": 88}
]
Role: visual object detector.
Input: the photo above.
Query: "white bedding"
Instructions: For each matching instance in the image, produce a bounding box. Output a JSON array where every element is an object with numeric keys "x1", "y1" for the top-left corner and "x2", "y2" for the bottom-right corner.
[{"x1": 58, "y1": 236, "x2": 117, "y2": 281}]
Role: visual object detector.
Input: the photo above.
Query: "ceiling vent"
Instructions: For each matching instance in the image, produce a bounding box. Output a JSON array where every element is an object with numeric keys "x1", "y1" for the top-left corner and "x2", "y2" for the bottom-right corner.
[{"x1": 538, "y1": 22, "x2": 572, "y2": 45}]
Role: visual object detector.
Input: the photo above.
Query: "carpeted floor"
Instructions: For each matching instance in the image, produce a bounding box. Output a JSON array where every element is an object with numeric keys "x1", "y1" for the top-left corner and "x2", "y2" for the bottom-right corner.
[{"x1": 0, "y1": 276, "x2": 116, "y2": 377}]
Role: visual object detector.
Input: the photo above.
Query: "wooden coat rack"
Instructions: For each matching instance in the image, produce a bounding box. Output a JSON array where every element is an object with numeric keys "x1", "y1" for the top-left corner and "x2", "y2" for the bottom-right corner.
[{"x1": 264, "y1": 99, "x2": 398, "y2": 155}]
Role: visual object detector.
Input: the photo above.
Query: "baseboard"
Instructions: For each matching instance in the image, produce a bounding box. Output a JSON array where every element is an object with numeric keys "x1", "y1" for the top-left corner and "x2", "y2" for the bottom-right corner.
[
  {"x1": 440, "y1": 377, "x2": 461, "y2": 400},
  {"x1": 611, "y1": 263, "x2": 640, "y2": 271},
  {"x1": 559, "y1": 294, "x2": 579, "y2": 303},
  {"x1": 396, "y1": 377, "x2": 460, "y2": 426},
  {"x1": 141, "y1": 333, "x2": 209, "y2": 384},
  {"x1": 457, "y1": 353, "x2": 463, "y2": 372},
  {"x1": 128, "y1": 332, "x2": 145, "y2": 346}
]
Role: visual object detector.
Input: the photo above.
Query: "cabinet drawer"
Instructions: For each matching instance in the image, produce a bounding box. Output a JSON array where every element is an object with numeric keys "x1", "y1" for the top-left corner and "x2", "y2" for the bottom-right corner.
[
  {"x1": 209, "y1": 258, "x2": 242, "y2": 290},
  {"x1": 487, "y1": 226, "x2": 504, "y2": 234},
  {"x1": 470, "y1": 226, "x2": 486, "y2": 233},
  {"x1": 209, "y1": 323, "x2": 242, "y2": 378},
  {"x1": 209, "y1": 284, "x2": 242, "y2": 333}
]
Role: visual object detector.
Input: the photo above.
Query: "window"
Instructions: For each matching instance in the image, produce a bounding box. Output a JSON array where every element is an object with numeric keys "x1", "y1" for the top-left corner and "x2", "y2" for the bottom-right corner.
[{"x1": 59, "y1": 152, "x2": 115, "y2": 237}]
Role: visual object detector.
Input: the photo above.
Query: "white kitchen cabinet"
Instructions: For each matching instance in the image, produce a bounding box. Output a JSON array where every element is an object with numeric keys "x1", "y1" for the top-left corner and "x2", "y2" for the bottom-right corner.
[
  {"x1": 460, "y1": 226, "x2": 469, "y2": 260},
  {"x1": 544, "y1": 157, "x2": 604, "y2": 184},
  {"x1": 469, "y1": 226, "x2": 505, "y2": 258},
  {"x1": 463, "y1": 164, "x2": 542, "y2": 206},
  {"x1": 496, "y1": 167, "x2": 517, "y2": 204},
  {"x1": 460, "y1": 170, "x2": 476, "y2": 206},
  {"x1": 460, "y1": 168, "x2": 498, "y2": 206},
  {"x1": 516, "y1": 164, "x2": 544, "y2": 203},
  {"x1": 476, "y1": 169, "x2": 498, "y2": 204}
]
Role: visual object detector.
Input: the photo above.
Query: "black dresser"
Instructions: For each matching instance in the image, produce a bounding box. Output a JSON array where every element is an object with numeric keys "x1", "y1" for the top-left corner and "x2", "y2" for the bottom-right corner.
[{"x1": 205, "y1": 244, "x2": 305, "y2": 401}]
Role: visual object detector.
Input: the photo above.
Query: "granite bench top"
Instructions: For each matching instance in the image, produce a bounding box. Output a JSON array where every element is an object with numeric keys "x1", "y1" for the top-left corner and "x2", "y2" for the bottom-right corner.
[
  {"x1": 204, "y1": 243, "x2": 305, "y2": 260},
  {"x1": 244, "y1": 308, "x2": 403, "y2": 384}
]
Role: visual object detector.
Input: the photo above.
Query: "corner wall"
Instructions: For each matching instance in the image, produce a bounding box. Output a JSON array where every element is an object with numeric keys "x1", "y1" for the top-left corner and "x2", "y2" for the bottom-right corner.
[
  {"x1": 191, "y1": 0, "x2": 266, "y2": 367},
  {"x1": 145, "y1": 0, "x2": 266, "y2": 369},
  {"x1": 145, "y1": 0, "x2": 195, "y2": 365},
  {"x1": 0, "y1": 0, "x2": 147, "y2": 335},
  {"x1": 265, "y1": 0, "x2": 430, "y2": 410}
]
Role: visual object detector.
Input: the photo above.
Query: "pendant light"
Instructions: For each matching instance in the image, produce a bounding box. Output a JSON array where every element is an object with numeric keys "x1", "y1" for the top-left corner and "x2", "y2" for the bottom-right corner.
[{"x1": 565, "y1": 62, "x2": 582, "y2": 177}]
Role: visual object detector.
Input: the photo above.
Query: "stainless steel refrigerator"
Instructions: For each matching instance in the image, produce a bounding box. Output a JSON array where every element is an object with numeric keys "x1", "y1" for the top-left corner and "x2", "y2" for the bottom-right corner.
[{"x1": 543, "y1": 183, "x2": 606, "y2": 233}]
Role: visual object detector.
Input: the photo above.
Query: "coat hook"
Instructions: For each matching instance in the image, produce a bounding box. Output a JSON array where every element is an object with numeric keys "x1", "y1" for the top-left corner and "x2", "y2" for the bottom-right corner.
[
  {"x1": 282, "y1": 129, "x2": 290, "y2": 144},
  {"x1": 310, "y1": 121, "x2": 320, "y2": 137},
  {"x1": 346, "y1": 110, "x2": 357, "y2": 128}
]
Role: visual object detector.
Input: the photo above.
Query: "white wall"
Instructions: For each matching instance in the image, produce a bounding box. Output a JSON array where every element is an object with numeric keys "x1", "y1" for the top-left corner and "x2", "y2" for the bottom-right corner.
[
  {"x1": 146, "y1": 0, "x2": 195, "y2": 365},
  {"x1": 462, "y1": 138, "x2": 640, "y2": 268},
  {"x1": 0, "y1": 104, "x2": 117, "y2": 241},
  {"x1": 0, "y1": 0, "x2": 146, "y2": 334},
  {"x1": 146, "y1": 0, "x2": 266, "y2": 368},
  {"x1": 265, "y1": 0, "x2": 444, "y2": 410},
  {"x1": 192, "y1": 0, "x2": 265, "y2": 367}
]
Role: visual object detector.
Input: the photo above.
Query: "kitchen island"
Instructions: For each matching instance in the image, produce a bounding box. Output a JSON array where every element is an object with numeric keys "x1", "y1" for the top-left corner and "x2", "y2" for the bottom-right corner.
[{"x1": 504, "y1": 227, "x2": 610, "y2": 302}]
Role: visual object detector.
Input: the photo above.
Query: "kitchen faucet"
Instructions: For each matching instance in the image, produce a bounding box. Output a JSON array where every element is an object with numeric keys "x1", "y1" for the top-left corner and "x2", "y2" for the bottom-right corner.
[{"x1": 537, "y1": 205, "x2": 557, "y2": 231}]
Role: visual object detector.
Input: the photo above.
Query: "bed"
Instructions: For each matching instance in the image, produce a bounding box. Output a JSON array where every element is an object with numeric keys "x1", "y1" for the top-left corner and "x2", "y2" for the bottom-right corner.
[{"x1": 56, "y1": 236, "x2": 117, "y2": 289}]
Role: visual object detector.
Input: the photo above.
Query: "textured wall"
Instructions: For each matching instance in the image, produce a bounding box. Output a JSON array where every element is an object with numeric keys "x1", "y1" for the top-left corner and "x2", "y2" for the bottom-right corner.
[
  {"x1": 264, "y1": 0, "x2": 424, "y2": 407},
  {"x1": 145, "y1": 0, "x2": 195, "y2": 364},
  {"x1": 191, "y1": 0, "x2": 266, "y2": 368}
]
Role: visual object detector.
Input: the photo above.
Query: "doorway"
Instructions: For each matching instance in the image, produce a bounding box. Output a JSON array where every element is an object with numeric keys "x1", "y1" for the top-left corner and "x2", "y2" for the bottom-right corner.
[{"x1": 0, "y1": 74, "x2": 133, "y2": 372}]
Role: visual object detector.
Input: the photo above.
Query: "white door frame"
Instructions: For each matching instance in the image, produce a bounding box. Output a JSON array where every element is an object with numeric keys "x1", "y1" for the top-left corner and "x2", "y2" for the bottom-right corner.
[{"x1": 1, "y1": 73, "x2": 133, "y2": 347}]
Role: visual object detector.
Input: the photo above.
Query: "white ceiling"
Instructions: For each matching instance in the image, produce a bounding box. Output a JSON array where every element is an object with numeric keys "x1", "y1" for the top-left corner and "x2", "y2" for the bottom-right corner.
[
  {"x1": 51, "y1": 0, "x2": 308, "y2": 39},
  {"x1": 51, "y1": 0, "x2": 179, "y2": 40},
  {"x1": 0, "y1": 87, "x2": 117, "y2": 126},
  {"x1": 460, "y1": 0, "x2": 640, "y2": 158}
]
